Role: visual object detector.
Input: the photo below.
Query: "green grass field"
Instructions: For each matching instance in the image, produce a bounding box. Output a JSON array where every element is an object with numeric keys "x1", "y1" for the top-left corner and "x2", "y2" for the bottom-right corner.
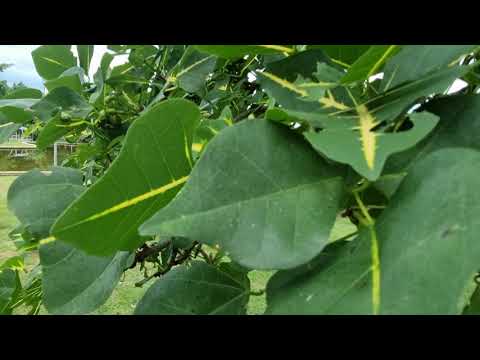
[{"x1": 0, "y1": 176, "x2": 355, "y2": 315}]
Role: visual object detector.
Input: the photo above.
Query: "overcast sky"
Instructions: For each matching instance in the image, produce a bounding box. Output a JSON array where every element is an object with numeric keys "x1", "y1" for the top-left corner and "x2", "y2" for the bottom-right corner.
[
  {"x1": 0, "y1": 45, "x2": 468, "y2": 93},
  {"x1": 0, "y1": 45, "x2": 127, "y2": 90}
]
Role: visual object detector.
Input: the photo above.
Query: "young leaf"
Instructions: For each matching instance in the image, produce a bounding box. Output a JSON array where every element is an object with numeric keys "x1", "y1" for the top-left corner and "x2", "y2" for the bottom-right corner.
[
  {"x1": 140, "y1": 119, "x2": 346, "y2": 270},
  {"x1": 134, "y1": 261, "x2": 250, "y2": 315},
  {"x1": 304, "y1": 111, "x2": 439, "y2": 181},
  {"x1": 51, "y1": 99, "x2": 200, "y2": 256},
  {"x1": 267, "y1": 148, "x2": 480, "y2": 314}
]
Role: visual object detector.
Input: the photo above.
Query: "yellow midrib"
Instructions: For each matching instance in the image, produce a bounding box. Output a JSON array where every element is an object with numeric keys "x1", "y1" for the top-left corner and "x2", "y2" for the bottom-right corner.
[{"x1": 53, "y1": 176, "x2": 188, "y2": 234}]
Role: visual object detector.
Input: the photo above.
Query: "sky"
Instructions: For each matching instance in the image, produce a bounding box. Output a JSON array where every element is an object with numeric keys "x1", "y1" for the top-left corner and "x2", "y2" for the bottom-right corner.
[
  {"x1": 0, "y1": 45, "x2": 127, "y2": 90},
  {"x1": 0, "y1": 45, "x2": 469, "y2": 93}
]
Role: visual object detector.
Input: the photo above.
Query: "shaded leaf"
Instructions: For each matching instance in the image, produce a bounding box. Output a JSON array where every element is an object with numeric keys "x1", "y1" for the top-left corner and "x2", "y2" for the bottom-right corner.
[
  {"x1": 134, "y1": 261, "x2": 249, "y2": 315},
  {"x1": 195, "y1": 45, "x2": 295, "y2": 59},
  {"x1": 7, "y1": 167, "x2": 85, "y2": 240},
  {"x1": 31, "y1": 87, "x2": 92, "y2": 122},
  {"x1": 382, "y1": 45, "x2": 478, "y2": 91},
  {"x1": 40, "y1": 241, "x2": 130, "y2": 314}
]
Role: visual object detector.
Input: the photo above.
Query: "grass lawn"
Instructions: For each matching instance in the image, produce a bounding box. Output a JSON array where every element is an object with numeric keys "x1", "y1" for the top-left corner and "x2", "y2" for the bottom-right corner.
[{"x1": 0, "y1": 175, "x2": 355, "y2": 315}]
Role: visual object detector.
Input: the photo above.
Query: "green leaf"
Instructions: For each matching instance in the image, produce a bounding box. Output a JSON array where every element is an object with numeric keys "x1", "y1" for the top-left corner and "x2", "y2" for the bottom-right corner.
[
  {"x1": 32, "y1": 45, "x2": 77, "y2": 80},
  {"x1": 0, "y1": 122, "x2": 20, "y2": 143},
  {"x1": 463, "y1": 287, "x2": 480, "y2": 315},
  {"x1": 37, "y1": 114, "x2": 86, "y2": 151},
  {"x1": 307, "y1": 45, "x2": 371, "y2": 66},
  {"x1": 77, "y1": 45, "x2": 94, "y2": 75},
  {"x1": 195, "y1": 45, "x2": 295, "y2": 59},
  {"x1": 193, "y1": 106, "x2": 233, "y2": 154},
  {"x1": 0, "y1": 99, "x2": 37, "y2": 123},
  {"x1": 381, "y1": 45, "x2": 478, "y2": 91},
  {"x1": 256, "y1": 49, "x2": 342, "y2": 112},
  {"x1": 341, "y1": 45, "x2": 401, "y2": 84},
  {"x1": 304, "y1": 111, "x2": 439, "y2": 181},
  {"x1": 44, "y1": 67, "x2": 85, "y2": 93},
  {"x1": 0, "y1": 256, "x2": 24, "y2": 272},
  {"x1": 7, "y1": 167, "x2": 85, "y2": 240},
  {"x1": 2, "y1": 88, "x2": 43, "y2": 99},
  {"x1": 140, "y1": 119, "x2": 346, "y2": 270},
  {"x1": 90, "y1": 53, "x2": 114, "y2": 107},
  {"x1": 384, "y1": 93, "x2": 480, "y2": 176},
  {"x1": 174, "y1": 49, "x2": 217, "y2": 93},
  {"x1": 31, "y1": 87, "x2": 92, "y2": 122},
  {"x1": 266, "y1": 148, "x2": 480, "y2": 314},
  {"x1": 0, "y1": 269, "x2": 20, "y2": 314},
  {"x1": 51, "y1": 99, "x2": 200, "y2": 256},
  {"x1": 40, "y1": 241, "x2": 130, "y2": 315},
  {"x1": 134, "y1": 261, "x2": 250, "y2": 315}
]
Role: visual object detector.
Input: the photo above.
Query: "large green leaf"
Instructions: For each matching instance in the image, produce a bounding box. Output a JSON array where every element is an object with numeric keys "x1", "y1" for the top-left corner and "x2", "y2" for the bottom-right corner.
[
  {"x1": 31, "y1": 45, "x2": 77, "y2": 80},
  {"x1": 134, "y1": 261, "x2": 249, "y2": 315},
  {"x1": 267, "y1": 148, "x2": 480, "y2": 314},
  {"x1": 381, "y1": 45, "x2": 478, "y2": 91},
  {"x1": 40, "y1": 241, "x2": 130, "y2": 315},
  {"x1": 51, "y1": 99, "x2": 200, "y2": 256},
  {"x1": 341, "y1": 45, "x2": 401, "y2": 84},
  {"x1": 44, "y1": 67, "x2": 85, "y2": 93},
  {"x1": 140, "y1": 119, "x2": 346, "y2": 270},
  {"x1": 304, "y1": 111, "x2": 439, "y2": 181},
  {"x1": 7, "y1": 167, "x2": 85, "y2": 240},
  {"x1": 0, "y1": 99, "x2": 37, "y2": 123},
  {"x1": 31, "y1": 87, "x2": 92, "y2": 122},
  {"x1": 7, "y1": 166, "x2": 129, "y2": 314},
  {"x1": 77, "y1": 45, "x2": 94, "y2": 75},
  {"x1": 2, "y1": 88, "x2": 43, "y2": 99},
  {"x1": 195, "y1": 45, "x2": 295, "y2": 59}
]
